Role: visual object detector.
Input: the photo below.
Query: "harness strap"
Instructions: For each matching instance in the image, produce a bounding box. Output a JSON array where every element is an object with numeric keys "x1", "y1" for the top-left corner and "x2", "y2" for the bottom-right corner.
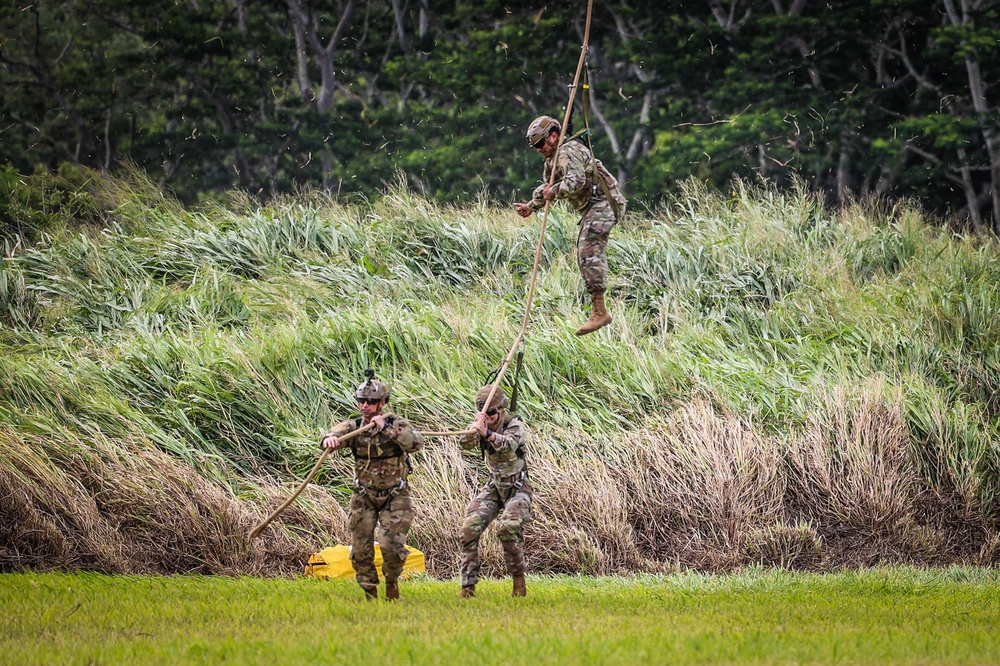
[
  {"x1": 354, "y1": 478, "x2": 408, "y2": 510},
  {"x1": 488, "y1": 469, "x2": 527, "y2": 489},
  {"x1": 579, "y1": 63, "x2": 622, "y2": 223},
  {"x1": 355, "y1": 453, "x2": 406, "y2": 461}
]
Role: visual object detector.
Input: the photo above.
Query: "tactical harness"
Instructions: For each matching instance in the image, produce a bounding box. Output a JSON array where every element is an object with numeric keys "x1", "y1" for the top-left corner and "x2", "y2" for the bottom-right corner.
[
  {"x1": 479, "y1": 417, "x2": 528, "y2": 496},
  {"x1": 490, "y1": 470, "x2": 527, "y2": 498},
  {"x1": 564, "y1": 66, "x2": 622, "y2": 223},
  {"x1": 353, "y1": 477, "x2": 408, "y2": 510},
  {"x1": 348, "y1": 415, "x2": 412, "y2": 509}
]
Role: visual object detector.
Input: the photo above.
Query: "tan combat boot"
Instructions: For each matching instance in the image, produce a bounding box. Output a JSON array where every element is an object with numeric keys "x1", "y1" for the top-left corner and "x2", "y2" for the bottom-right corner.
[
  {"x1": 458, "y1": 585, "x2": 476, "y2": 598},
  {"x1": 385, "y1": 581, "x2": 399, "y2": 601},
  {"x1": 512, "y1": 575, "x2": 527, "y2": 597},
  {"x1": 574, "y1": 292, "x2": 612, "y2": 336}
]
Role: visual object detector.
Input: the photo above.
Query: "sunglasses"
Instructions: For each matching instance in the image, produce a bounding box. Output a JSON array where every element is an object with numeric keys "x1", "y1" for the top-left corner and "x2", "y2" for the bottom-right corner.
[
  {"x1": 531, "y1": 137, "x2": 547, "y2": 150},
  {"x1": 477, "y1": 403, "x2": 499, "y2": 416},
  {"x1": 358, "y1": 398, "x2": 382, "y2": 405}
]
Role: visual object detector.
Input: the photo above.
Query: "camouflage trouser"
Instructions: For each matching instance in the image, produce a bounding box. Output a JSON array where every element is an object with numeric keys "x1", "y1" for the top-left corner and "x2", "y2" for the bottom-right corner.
[
  {"x1": 577, "y1": 198, "x2": 622, "y2": 295},
  {"x1": 348, "y1": 487, "x2": 413, "y2": 594},
  {"x1": 458, "y1": 478, "x2": 533, "y2": 587}
]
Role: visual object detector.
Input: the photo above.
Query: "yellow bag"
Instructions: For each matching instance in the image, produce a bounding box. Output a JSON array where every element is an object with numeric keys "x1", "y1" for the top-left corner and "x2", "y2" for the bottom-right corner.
[{"x1": 304, "y1": 544, "x2": 426, "y2": 580}]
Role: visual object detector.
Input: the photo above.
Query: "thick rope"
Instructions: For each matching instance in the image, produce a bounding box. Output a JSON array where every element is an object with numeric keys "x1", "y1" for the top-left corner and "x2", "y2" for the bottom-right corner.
[
  {"x1": 248, "y1": 421, "x2": 375, "y2": 539},
  {"x1": 252, "y1": 2, "x2": 597, "y2": 538},
  {"x1": 475, "y1": 0, "x2": 596, "y2": 417}
]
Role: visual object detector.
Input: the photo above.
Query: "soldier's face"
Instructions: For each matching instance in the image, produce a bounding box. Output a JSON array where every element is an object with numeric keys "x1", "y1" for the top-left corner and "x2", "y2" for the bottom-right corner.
[
  {"x1": 358, "y1": 398, "x2": 385, "y2": 418},
  {"x1": 484, "y1": 408, "x2": 502, "y2": 428},
  {"x1": 536, "y1": 132, "x2": 556, "y2": 158}
]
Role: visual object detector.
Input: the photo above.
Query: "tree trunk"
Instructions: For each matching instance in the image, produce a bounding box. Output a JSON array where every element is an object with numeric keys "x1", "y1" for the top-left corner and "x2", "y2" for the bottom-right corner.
[
  {"x1": 285, "y1": 0, "x2": 359, "y2": 112},
  {"x1": 943, "y1": 0, "x2": 1000, "y2": 231},
  {"x1": 957, "y1": 146, "x2": 984, "y2": 231}
]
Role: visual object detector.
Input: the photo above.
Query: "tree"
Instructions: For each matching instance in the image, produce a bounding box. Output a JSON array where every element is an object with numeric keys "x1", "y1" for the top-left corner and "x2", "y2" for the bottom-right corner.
[{"x1": 2, "y1": 0, "x2": 999, "y2": 229}]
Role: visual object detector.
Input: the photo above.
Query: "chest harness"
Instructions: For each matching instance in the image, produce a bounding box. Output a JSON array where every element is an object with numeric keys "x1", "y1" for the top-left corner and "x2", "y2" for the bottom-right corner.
[
  {"x1": 480, "y1": 418, "x2": 528, "y2": 496},
  {"x1": 348, "y1": 416, "x2": 411, "y2": 509}
]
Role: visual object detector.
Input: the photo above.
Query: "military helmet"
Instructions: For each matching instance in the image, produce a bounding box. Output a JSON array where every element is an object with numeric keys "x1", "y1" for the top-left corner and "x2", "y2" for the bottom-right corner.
[
  {"x1": 475, "y1": 385, "x2": 509, "y2": 412},
  {"x1": 355, "y1": 369, "x2": 390, "y2": 402},
  {"x1": 526, "y1": 115, "x2": 561, "y2": 147}
]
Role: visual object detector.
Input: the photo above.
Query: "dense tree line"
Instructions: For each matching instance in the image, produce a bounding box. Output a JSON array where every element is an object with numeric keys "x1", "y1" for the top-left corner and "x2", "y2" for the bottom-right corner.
[{"x1": 2, "y1": 0, "x2": 999, "y2": 231}]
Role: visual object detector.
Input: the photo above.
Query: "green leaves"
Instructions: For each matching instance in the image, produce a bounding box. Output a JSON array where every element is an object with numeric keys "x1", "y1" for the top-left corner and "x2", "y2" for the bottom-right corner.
[{"x1": 3, "y1": 0, "x2": 999, "y2": 228}]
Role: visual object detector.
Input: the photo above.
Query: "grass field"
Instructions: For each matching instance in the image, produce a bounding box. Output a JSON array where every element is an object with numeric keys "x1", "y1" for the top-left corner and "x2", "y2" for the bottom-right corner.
[{"x1": 2, "y1": 568, "x2": 998, "y2": 664}]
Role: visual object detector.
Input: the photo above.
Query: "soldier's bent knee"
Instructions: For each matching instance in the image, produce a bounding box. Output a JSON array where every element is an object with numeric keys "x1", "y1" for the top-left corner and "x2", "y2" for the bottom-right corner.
[
  {"x1": 497, "y1": 521, "x2": 522, "y2": 542},
  {"x1": 460, "y1": 525, "x2": 483, "y2": 543}
]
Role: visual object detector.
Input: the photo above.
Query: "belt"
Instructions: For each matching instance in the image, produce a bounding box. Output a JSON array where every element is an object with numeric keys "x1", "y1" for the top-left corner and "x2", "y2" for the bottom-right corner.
[
  {"x1": 354, "y1": 478, "x2": 408, "y2": 500},
  {"x1": 489, "y1": 469, "x2": 526, "y2": 490}
]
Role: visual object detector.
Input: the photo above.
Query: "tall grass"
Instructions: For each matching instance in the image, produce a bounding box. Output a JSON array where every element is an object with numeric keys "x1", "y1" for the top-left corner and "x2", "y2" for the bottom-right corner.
[{"x1": 0, "y1": 172, "x2": 997, "y2": 575}]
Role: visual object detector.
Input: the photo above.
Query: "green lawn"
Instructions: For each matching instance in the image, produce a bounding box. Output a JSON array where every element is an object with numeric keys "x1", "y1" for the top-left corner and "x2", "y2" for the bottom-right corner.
[{"x1": 2, "y1": 568, "x2": 997, "y2": 664}]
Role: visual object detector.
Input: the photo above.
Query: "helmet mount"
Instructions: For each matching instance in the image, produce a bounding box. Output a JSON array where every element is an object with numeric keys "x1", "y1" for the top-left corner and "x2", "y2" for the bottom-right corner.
[{"x1": 354, "y1": 368, "x2": 390, "y2": 402}]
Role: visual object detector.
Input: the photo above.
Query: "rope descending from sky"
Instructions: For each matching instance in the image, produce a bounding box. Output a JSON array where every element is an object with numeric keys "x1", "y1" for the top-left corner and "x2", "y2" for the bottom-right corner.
[
  {"x1": 473, "y1": 0, "x2": 596, "y2": 418},
  {"x1": 248, "y1": 422, "x2": 375, "y2": 539},
  {"x1": 249, "y1": 0, "x2": 597, "y2": 536}
]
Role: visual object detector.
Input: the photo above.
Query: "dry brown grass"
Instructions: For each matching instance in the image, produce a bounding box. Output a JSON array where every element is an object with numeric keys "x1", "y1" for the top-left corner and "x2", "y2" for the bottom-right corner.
[
  {"x1": 0, "y1": 425, "x2": 337, "y2": 575},
  {"x1": 2, "y1": 396, "x2": 996, "y2": 576}
]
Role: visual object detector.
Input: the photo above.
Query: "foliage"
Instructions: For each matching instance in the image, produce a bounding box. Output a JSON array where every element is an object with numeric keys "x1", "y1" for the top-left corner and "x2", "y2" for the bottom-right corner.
[
  {"x1": 0, "y1": 163, "x2": 103, "y2": 244},
  {"x1": 1, "y1": 173, "x2": 999, "y2": 576},
  {"x1": 1, "y1": 0, "x2": 999, "y2": 228}
]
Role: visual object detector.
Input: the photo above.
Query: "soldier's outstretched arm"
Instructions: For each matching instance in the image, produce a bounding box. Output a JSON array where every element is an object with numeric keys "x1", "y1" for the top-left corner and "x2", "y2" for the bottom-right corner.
[
  {"x1": 457, "y1": 432, "x2": 478, "y2": 450},
  {"x1": 514, "y1": 202, "x2": 534, "y2": 218}
]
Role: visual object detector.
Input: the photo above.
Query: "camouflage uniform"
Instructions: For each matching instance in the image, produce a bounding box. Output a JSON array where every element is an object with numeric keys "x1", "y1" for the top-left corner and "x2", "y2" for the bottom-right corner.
[
  {"x1": 457, "y1": 414, "x2": 532, "y2": 588},
  {"x1": 326, "y1": 414, "x2": 422, "y2": 596},
  {"x1": 526, "y1": 140, "x2": 627, "y2": 294}
]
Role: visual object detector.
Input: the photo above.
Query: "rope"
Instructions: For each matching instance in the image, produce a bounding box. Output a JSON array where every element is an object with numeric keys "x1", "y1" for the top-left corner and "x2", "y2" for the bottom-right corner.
[
  {"x1": 248, "y1": 421, "x2": 376, "y2": 539},
  {"x1": 580, "y1": 61, "x2": 622, "y2": 222},
  {"x1": 251, "y1": 1, "x2": 597, "y2": 536},
  {"x1": 476, "y1": 0, "x2": 595, "y2": 416}
]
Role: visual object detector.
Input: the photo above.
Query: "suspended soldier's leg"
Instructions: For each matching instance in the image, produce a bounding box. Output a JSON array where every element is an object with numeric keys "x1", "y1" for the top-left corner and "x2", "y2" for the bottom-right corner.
[
  {"x1": 458, "y1": 488, "x2": 501, "y2": 596},
  {"x1": 378, "y1": 491, "x2": 414, "y2": 601},
  {"x1": 348, "y1": 493, "x2": 380, "y2": 599},
  {"x1": 575, "y1": 204, "x2": 616, "y2": 336}
]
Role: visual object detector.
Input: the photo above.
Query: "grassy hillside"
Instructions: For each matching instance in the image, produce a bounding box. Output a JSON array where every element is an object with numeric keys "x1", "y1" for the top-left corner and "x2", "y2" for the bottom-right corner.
[{"x1": 1, "y1": 171, "x2": 998, "y2": 576}]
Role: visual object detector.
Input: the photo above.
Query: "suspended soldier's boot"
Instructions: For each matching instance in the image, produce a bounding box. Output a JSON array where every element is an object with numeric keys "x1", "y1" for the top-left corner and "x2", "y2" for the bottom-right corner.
[
  {"x1": 385, "y1": 581, "x2": 400, "y2": 601},
  {"x1": 458, "y1": 585, "x2": 476, "y2": 599},
  {"x1": 512, "y1": 575, "x2": 527, "y2": 597},
  {"x1": 363, "y1": 587, "x2": 378, "y2": 601},
  {"x1": 575, "y1": 292, "x2": 612, "y2": 336}
]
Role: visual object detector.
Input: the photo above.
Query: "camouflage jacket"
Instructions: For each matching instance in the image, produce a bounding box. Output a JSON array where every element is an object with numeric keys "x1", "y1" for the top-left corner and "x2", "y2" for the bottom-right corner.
[
  {"x1": 528, "y1": 140, "x2": 626, "y2": 215},
  {"x1": 328, "y1": 414, "x2": 423, "y2": 492},
  {"x1": 459, "y1": 415, "x2": 527, "y2": 485}
]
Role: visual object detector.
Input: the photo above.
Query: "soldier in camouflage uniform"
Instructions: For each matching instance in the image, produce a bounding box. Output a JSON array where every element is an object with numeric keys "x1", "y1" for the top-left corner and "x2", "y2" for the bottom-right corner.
[
  {"x1": 457, "y1": 386, "x2": 532, "y2": 598},
  {"x1": 321, "y1": 373, "x2": 423, "y2": 601},
  {"x1": 515, "y1": 115, "x2": 627, "y2": 336}
]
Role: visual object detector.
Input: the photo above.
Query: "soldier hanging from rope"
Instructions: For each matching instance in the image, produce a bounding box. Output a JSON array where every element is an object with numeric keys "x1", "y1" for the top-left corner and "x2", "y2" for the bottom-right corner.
[{"x1": 514, "y1": 110, "x2": 627, "y2": 336}]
